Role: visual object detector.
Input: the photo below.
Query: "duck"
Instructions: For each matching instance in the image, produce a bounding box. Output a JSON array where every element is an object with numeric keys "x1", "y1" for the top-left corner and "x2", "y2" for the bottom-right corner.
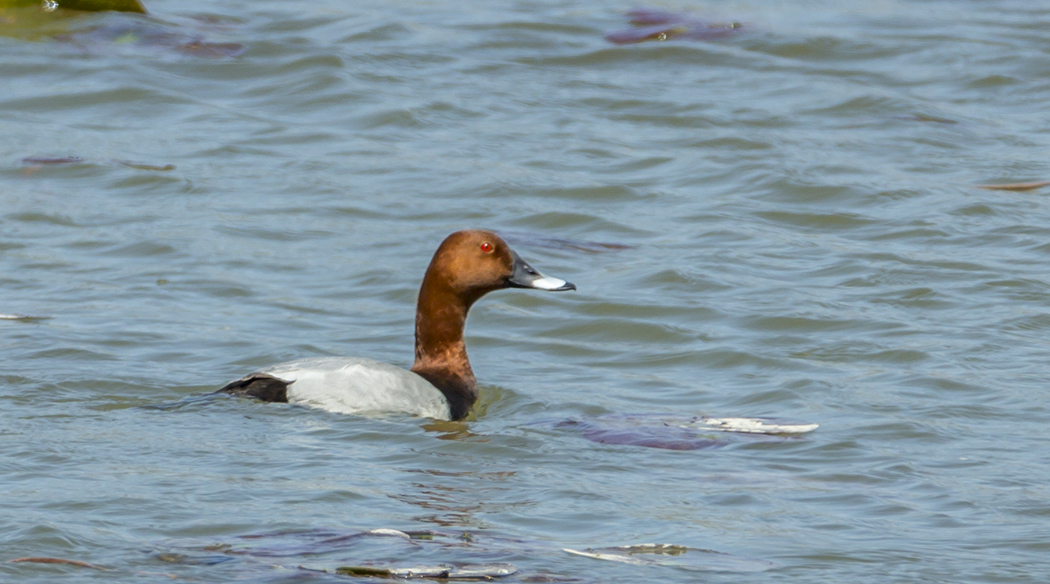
[{"x1": 217, "y1": 230, "x2": 576, "y2": 420}]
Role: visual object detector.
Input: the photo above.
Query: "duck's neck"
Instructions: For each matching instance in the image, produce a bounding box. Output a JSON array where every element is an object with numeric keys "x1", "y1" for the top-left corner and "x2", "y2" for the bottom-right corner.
[{"x1": 410, "y1": 284, "x2": 478, "y2": 420}]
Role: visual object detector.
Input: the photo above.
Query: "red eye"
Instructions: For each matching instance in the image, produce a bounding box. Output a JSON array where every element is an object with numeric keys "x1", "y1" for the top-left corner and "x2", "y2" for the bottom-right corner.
[{"x1": 480, "y1": 242, "x2": 493, "y2": 253}]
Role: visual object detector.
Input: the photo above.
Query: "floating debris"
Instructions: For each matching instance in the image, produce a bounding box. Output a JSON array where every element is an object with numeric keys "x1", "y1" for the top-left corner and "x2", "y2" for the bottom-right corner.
[
  {"x1": 688, "y1": 416, "x2": 819, "y2": 434},
  {"x1": 0, "y1": 313, "x2": 51, "y2": 320},
  {"x1": 564, "y1": 544, "x2": 777, "y2": 572},
  {"x1": 155, "y1": 528, "x2": 528, "y2": 580},
  {"x1": 552, "y1": 413, "x2": 817, "y2": 450},
  {"x1": 22, "y1": 156, "x2": 85, "y2": 165},
  {"x1": 22, "y1": 156, "x2": 175, "y2": 171},
  {"x1": 156, "y1": 527, "x2": 778, "y2": 579},
  {"x1": 335, "y1": 563, "x2": 517, "y2": 579},
  {"x1": 8, "y1": 557, "x2": 108, "y2": 570},
  {"x1": 974, "y1": 180, "x2": 1050, "y2": 192},
  {"x1": 606, "y1": 8, "x2": 743, "y2": 45}
]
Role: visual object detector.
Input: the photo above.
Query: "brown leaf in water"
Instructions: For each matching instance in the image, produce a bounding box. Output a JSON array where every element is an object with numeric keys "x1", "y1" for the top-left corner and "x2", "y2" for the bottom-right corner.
[
  {"x1": 974, "y1": 180, "x2": 1050, "y2": 191},
  {"x1": 8, "y1": 557, "x2": 108, "y2": 570}
]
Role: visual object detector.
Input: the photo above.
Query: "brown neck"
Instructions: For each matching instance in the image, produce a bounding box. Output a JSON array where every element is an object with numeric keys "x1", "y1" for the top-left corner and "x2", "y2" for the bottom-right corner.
[{"x1": 410, "y1": 282, "x2": 479, "y2": 420}]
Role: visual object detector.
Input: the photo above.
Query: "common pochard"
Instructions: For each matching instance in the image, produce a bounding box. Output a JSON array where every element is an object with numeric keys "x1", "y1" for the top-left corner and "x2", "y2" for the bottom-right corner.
[{"x1": 217, "y1": 230, "x2": 575, "y2": 420}]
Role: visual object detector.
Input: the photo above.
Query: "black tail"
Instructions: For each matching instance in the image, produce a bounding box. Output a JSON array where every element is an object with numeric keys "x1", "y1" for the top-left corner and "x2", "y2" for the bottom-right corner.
[{"x1": 216, "y1": 373, "x2": 291, "y2": 403}]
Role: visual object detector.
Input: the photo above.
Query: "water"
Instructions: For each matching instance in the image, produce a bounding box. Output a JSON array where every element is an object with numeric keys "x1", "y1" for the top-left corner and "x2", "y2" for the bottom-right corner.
[{"x1": 2, "y1": 0, "x2": 1049, "y2": 581}]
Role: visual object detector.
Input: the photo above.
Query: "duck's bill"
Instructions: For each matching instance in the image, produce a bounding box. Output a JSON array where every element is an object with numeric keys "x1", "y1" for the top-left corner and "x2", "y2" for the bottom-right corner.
[{"x1": 508, "y1": 252, "x2": 577, "y2": 291}]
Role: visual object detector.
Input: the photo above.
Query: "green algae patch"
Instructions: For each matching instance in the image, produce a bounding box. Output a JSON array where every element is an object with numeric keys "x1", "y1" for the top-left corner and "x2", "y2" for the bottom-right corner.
[{"x1": 0, "y1": 0, "x2": 146, "y2": 12}]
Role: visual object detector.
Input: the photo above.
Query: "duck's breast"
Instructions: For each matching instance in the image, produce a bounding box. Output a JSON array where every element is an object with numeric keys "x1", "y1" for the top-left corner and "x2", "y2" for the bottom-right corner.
[{"x1": 260, "y1": 357, "x2": 451, "y2": 420}]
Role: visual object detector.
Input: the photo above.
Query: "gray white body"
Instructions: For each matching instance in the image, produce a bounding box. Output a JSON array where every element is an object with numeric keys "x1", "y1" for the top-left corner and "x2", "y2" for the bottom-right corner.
[{"x1": 260, "y1": 357, "x2": 452, "y2": 420}]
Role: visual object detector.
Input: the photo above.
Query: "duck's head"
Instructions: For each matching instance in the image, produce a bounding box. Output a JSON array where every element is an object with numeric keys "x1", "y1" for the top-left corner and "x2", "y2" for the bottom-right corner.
[{"x1": 423, "y1": 230, "x2": 576, "y2": 307}]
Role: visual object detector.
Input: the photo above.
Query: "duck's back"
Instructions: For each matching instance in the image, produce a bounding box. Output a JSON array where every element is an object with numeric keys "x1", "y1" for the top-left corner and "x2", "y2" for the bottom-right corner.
[{"x1": 252, "y1": 357, "x2": 451, "y2": 420}]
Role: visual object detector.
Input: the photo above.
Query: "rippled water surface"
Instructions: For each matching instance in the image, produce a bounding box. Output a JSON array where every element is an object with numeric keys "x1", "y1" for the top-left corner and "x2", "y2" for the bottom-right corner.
[{"x1": 3, "y1": 0, "x2": 1050, "y2": 581}]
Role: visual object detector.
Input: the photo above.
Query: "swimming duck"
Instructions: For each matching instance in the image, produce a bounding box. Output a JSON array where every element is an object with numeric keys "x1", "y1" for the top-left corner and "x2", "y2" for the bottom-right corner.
[{"x1": 217, "y1": 230, "x2": 576, "y2": 420}]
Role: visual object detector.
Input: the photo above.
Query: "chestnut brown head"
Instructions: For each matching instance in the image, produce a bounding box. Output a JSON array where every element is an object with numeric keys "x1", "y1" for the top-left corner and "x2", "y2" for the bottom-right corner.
[{"x1": 423, "y1": 230, "x2": 575, "y2": 307}]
